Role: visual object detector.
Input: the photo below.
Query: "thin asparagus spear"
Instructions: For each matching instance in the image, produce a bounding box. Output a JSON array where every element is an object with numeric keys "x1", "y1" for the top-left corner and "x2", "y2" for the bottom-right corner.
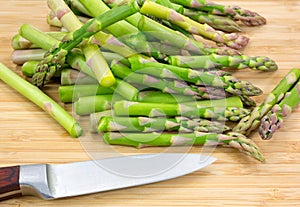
[
  {"x1": 12, "y1": 32, "x2": 66, "y2": 50},
  {"x1": 48, "y1": 0, "x2": 116, "y2": 87},
  {"x1": 31, "y1": 2, "x2": 140, "y2": 86},
  {"x1": 167, "y1": 54, "x2": 278, "y2": 72},
  {"x1": 179, "y1": 7, "x2": 241, "y2": 33},
  {"x1": 60, "y1": 68, "x2": 97, "y2": 85},
  {"x1": 129, "y1": 55, "x2": 263, "y2": 96},
  {"x1": 233, "y1": 68, "x2": 300, "y2": 135},
  {"x1": 139, "y1": 1, "x2": 249, "y2": 50},
  {"x1": 59, "y1": 84, "x2": 113, "y2": 103},
  {"x1": 102, "y1": 131, "x2": 265, "y2": 162},
  {"x1": 170, "y1": 0, "x2": 206, "y2": 8},
  {"x1": 98, "y1": 116, "x2": 230, "y2": 133},
  {"x1": 0, "y1": 63, "x2": 82, "y2": 137},
  {"x1": 137, "y1": 90, "x2": 196, "y2": 103},
  {"x1": 259, "y1": 80, "x2": 300, "y2": 140},
  {"x1": 190, "y1": 1, "x2": 267, "y2": 26},
  {"x1": 113, "y1": 100, "x2": 250, "y2": 121},
  {"x1": 74, "y1": 94, "x2": 123, "y2": 115}
]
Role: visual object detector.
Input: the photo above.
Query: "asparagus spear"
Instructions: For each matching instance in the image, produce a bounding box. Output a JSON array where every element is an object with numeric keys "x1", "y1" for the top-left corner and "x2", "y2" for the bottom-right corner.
[
  {"x1": 233, "y1": 68, "x2": 300, "y2": 135},
  {"x1": 102, "y1": 131, "x2": 265, "y2": 162},
  {"x1": 60, "y1": 68, "x2": 97, "y2": 85},
  {"x1": 30, "y1": 2, "x2": 140, "y2": 86},
  {"x1": 98, "y1": 116, "x2": 230, "y2": 133},
  {"x1": 179, "y1": 7, "x2": 241, "y2": 33},
  {"x1": 0, "y1": 63, "x2": 82, "y2": 138},
  {"x1": 191, "y1": 2, "x2": 267, "y2": 26},
  {"x1": 12, "y1": 49, "x2": 46, "y2": 65},
  {"x1": 169, "y1": 0, "x2": 206, "y2": 8},
  {"x1": 113, "y1": 100, "x2": 250, "y2": 121},
  {"x1": 139, "y1": 1, "x2": 249, "y2": 50},
  {"x1": 167, "y1": 54, "x2": 278, "y2": 72},
  {"x1": 259, "y1": 80, "x2": 300, "y2": 140},
  {"x1": 129, "y1": 55, "x2": 263, "y2": 96},
  {"x1": 59, "y1": 84, "x2": 113, "y2": 103},
  {"x1": 74, "y1": 94, "x2": 123, "y2": 115}
]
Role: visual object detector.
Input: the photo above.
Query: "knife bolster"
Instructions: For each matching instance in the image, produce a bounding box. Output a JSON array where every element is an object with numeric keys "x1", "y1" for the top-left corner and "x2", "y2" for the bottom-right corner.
[{"x1": 0, "y1": 165, "x2": 22, "y2": 201}]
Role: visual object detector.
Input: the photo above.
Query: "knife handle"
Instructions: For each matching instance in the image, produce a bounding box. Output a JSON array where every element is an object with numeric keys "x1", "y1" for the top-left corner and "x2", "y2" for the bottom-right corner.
[{"x1": 0, "y1": 166, "x2": 22, "y2": 201}]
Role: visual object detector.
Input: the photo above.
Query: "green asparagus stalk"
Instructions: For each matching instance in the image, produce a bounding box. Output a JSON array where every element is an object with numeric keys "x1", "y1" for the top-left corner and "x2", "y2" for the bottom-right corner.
[
  {"x1": 102, "y1": 131, "x2": 265, "y2": 162},
  {"x1": 179, "y1": 7, "x2": 241, "y2": 33},
  {"x1": 12, "y1": 32, "x2": 66, "y2": 50},
  {"x1": 30, "y1": 2, "x2": 140, "y2": 86},
  {"x1": 48, "y1": 0, "x2": 116, "y2": 87},
  {"x1": 259, "y1": 80, "x2": 300, "y2": 140},
  {"x1": 187, "y1": 1, "x2": 267, "y2": 26},
  {"x1": 139, "y1": 1, "x2": 249, "y2": 50},
  {"x1": 113, "y1": 100, "x2": 250, "y2": 121},
  {"x1": 98, "y1": 116, "x2": 230, "y2": 133},
  {"x1": 12, "y1": 49, "x2": 46, "y2": 65},
  {"x1": 170, "y1": 0, "x2": 206, "y2": 8},
  {"x1": 233, "y1": 68, "x2": 300, "y2": 135},
  {"x1": 137, "y1": 90, "x2": 196, "y2": 103},
  {"x1": 74, "y1": 94, "x2": 123, "y2": 115},
  {"x1": 60, "y1": 68, "x2": 97, "y2": 85},
  {"x1": 0, "y1": 63, "x2": 82, "y2": 137},
  {"x1": 59, "y1": 84, "x2": 113, "y2": 103},
  {"x1": 167, "y1": 54, "x2": 278, "y2": 72},
  {"x1": 129, "y1": 55, "x2": 263, "y2": 96}
]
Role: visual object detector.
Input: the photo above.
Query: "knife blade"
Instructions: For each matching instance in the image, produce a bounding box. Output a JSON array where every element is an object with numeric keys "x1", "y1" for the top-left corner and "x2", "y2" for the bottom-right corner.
[{"x1": 0, "y1": 153, "x2": 216, "y2": 201}]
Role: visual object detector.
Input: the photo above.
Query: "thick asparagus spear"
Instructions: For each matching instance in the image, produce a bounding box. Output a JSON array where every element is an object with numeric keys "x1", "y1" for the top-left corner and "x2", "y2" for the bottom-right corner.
[
  {"x1": 102, "y1": 131, "x2": 265, "y2": 162},
  {"x1": 30, "y1": 2, "x2": 140, "y2": 86},
  {"x1": 233, "y1": 68, "x2": 300, "y2": 135},
  {"x1": 113, "y1": 100, "x2": 250, "y2": 121},
  {"x1": 139, "y1": 1, "x2": 249, "y2": 50},
  {"x1": 129, "y1": 55, "x2": 263, "y2": 96},
  {"x1": 167, "y1": 54, "x2": 278, "y2": 72},
  {"x1": 12, "y1": 49, "x2": 46, "y2": 65},
  {"x1": 259, "y1": 80, "x2": 300, "y2": 140},
  {"x1": 98, "y1": 116, "x2": 230, "y2": 133},
  {"x1": 0, "y1": 63, "x2": 82, "y2": 138}
]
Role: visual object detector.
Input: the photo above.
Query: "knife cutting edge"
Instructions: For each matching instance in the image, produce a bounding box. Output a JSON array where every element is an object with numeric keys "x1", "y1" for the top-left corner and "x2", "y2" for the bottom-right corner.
[{"x1": 0, "y1": 153, "x2": 216, "y2": 201}]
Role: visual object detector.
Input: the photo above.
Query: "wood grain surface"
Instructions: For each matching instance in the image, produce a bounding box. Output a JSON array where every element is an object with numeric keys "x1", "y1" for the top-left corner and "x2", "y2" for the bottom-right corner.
[{"x1": 1, "y1": 0, "x2": 300, "y2": 206}]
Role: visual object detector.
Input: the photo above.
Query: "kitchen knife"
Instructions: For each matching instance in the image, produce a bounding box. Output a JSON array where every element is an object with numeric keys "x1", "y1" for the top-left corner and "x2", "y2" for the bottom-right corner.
[{"x1": 0, "y1": 153, "x2": 216, "y2": 201}]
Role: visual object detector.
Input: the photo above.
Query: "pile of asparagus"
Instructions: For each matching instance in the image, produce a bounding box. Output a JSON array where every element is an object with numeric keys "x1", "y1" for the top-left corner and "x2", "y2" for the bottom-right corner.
[{"x1": 3, "y1": 0, "x2": 300, "y2": 162}]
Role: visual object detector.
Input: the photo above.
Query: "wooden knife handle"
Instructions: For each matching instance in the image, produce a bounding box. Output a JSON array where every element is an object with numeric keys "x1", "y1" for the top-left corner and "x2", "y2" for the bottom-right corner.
[{"x1": 0, "y1": 166, "x2": 22, "y2": 201}]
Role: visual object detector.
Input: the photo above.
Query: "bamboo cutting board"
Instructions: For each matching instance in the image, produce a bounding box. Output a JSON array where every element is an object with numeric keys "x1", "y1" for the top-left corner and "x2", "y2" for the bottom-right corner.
[{"x1": 1, "y1": 0, "x2": 300, "y2": 206}]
